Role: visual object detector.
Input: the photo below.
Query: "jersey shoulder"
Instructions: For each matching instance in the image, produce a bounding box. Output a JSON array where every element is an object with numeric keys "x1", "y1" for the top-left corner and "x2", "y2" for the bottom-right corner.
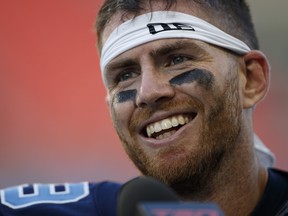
[
  {"x1": 0, "y1": 181, "x2": 122, "y2": 216},
  {"x1": 251, "y1": 168, "x2": 288, "y2": 216}
]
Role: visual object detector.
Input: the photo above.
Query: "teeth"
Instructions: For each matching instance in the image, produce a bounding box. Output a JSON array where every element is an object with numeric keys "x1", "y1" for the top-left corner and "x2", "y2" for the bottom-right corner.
[
  {"x1": 178, "y1": 115, "x2": 185, "y2": 125},
  {"x1": 156, "y1": 131, "x2": 175, "y2": 140},
  {"x1": 171, "y1": 117, "x2": 178, "y2": 127},
  {"x1": 146, "y1": 115, "x2": 191, "y2": 138},
  {"x1": 154, "y1": 122, "x2": 162, "y2": 133},
  {"x1": 150, "y1": 125, "x2": 155, "y2": 134},
  {"x1": 146, "y1": 127, "x2": 151, "y2": 137},
  {"x1": 161, "y1": 119, "x2": 172, "y2": 129}
]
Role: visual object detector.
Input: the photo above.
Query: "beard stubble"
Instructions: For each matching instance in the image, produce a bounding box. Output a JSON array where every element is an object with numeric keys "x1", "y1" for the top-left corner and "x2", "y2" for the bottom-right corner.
[{"x1": 111, "y1": 67, "x2": 242, "y2": 199}]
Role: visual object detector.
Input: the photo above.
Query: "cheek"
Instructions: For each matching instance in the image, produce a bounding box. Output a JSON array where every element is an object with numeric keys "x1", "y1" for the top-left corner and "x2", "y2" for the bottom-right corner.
[
  {"x1": 169, "y1": 68, "x2": 214, "y2": 91},
  {"x1": 110, "y1": 91, "x2": 136, "y2": 129},
  {"x1": 115, "y1": 89, "x2": 137, "y2": 103},
  {"x1": 169, "y1": 68, "x2": 217, "y2": 102}
]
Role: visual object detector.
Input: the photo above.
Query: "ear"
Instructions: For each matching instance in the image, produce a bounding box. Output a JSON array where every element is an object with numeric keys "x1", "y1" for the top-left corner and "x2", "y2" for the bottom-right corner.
[{"x1": 241, "y1": 50, "x2": 270, "y2": 108}]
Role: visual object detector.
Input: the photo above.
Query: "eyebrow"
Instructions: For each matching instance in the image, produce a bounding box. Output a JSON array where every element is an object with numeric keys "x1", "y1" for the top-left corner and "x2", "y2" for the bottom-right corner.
[
  {"x1": 105, "y1": 58, "x2": 138, "y2": 74},
  {"x1": 150, "y1": 40, "x2": 209, "y2": 58},
  {"x1": 105, "y1": 39, "x2": 209, "y2": 73}
]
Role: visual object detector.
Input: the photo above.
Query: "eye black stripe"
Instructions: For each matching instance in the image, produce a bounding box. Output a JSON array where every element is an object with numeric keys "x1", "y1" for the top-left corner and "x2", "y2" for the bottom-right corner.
[
  {"x1": 169, "y1": 68, "x2": 214, "y2": 90},
  {"x1": 115, "y1": 89, "x2": 137, "y2": 103}
]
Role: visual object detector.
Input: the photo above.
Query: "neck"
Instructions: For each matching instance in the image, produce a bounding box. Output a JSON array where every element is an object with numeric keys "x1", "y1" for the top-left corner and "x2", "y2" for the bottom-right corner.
[
  {"x1": 177, "y1": 135, "x2": 268, "y2": 216},
  {"x1": 213, "y1": 154, "x2": 267, "y2": 216}
]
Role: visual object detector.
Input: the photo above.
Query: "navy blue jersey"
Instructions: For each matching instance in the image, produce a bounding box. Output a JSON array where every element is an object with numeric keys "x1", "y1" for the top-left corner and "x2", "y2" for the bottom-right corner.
[
  {"x1": 251, "y1": 169, "x2": 288, "y2": 216},
  {"x1": 0, "y1": 181, "x2": 121, "y2": 216},
  {"x1": 251, "y1": 168, "x2": 288, "y2": 216},
  {"x1": 1, "y1": 168, "x2": 287, "y2": 216}
]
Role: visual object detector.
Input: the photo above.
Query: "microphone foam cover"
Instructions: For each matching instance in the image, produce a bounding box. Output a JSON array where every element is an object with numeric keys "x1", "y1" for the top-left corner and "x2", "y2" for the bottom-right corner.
[{"x1": 117, "y1": 176, "x2": 180, "y2": 216}]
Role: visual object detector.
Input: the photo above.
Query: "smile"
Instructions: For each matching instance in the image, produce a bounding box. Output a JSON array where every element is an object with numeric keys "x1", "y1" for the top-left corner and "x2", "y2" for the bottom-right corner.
[{"x1": 145, "y1": 113, "x2": 197, "y2": 140}]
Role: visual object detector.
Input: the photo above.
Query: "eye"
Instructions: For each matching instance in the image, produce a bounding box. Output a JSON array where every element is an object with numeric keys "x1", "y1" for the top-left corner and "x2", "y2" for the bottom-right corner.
[
  {"x1": 170, "y1": 55, "x2": 190, "y2": 66},
  {"x1": 117, "y1": 71, "x2": 138, "y2": 82}
]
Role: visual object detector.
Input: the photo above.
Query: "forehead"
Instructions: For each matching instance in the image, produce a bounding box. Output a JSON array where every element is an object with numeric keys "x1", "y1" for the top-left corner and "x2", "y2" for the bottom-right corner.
[
  {"x1": 105, "y1": 38, "x2": 209, "y2": 69},
  {"x1": 101, "y1": 2, "x2": 205, "y2": 46}
]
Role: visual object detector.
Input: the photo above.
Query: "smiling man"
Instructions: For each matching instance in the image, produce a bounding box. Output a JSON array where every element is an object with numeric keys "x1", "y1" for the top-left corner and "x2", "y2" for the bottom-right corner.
[
  {"x1": 97, "y1": 0, "x2": 288, "y2": 215},
  {"x1": 0, "y1": 1, "x2": 286, "y2": 216}
]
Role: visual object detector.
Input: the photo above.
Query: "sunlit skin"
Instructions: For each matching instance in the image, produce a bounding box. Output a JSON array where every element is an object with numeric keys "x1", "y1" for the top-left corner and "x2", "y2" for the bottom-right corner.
[
  {"x1": 100, "y1": 2, "x2": 270, "y2": 216},
  {"x1": 106, "y1": 37, "x2": 243, "y2": 187}
]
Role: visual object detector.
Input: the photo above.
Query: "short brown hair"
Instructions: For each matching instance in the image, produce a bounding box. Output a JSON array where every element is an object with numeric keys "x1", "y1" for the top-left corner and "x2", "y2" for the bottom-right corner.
[{"x1": 96, "y1": 0, "x2": 259, "y2": 52}]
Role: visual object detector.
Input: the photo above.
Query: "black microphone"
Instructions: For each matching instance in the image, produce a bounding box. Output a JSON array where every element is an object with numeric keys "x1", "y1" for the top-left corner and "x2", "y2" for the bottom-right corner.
[
  {"x1": 117, "y1": 176, "x2": 225, "y2": 216},
  {"x1": 117, "y1": 176, "x2": 180, "y2": 216}
]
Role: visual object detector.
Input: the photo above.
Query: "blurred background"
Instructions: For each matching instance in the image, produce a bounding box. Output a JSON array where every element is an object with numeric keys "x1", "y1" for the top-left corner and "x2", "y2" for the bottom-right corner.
[{"x1": 0, "y1": 0, "x2": 287, "y2": 189}]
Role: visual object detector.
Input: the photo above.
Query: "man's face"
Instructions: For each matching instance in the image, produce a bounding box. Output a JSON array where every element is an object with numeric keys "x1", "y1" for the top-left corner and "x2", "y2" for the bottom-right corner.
[{"x1": 102, "y1": 6, "x2": 244, "y2": 191}]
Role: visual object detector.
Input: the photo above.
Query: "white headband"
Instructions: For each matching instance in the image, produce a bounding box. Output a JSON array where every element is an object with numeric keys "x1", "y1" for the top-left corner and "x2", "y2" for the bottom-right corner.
[{"x1": 100, "y1": 11, "x2": 251, "y2": 80}]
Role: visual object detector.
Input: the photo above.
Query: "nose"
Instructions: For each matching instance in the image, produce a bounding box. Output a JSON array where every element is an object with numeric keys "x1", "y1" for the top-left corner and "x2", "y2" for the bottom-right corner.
[{"x1": 136, "y1": 66, "x2": 175, "y2": 108}]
